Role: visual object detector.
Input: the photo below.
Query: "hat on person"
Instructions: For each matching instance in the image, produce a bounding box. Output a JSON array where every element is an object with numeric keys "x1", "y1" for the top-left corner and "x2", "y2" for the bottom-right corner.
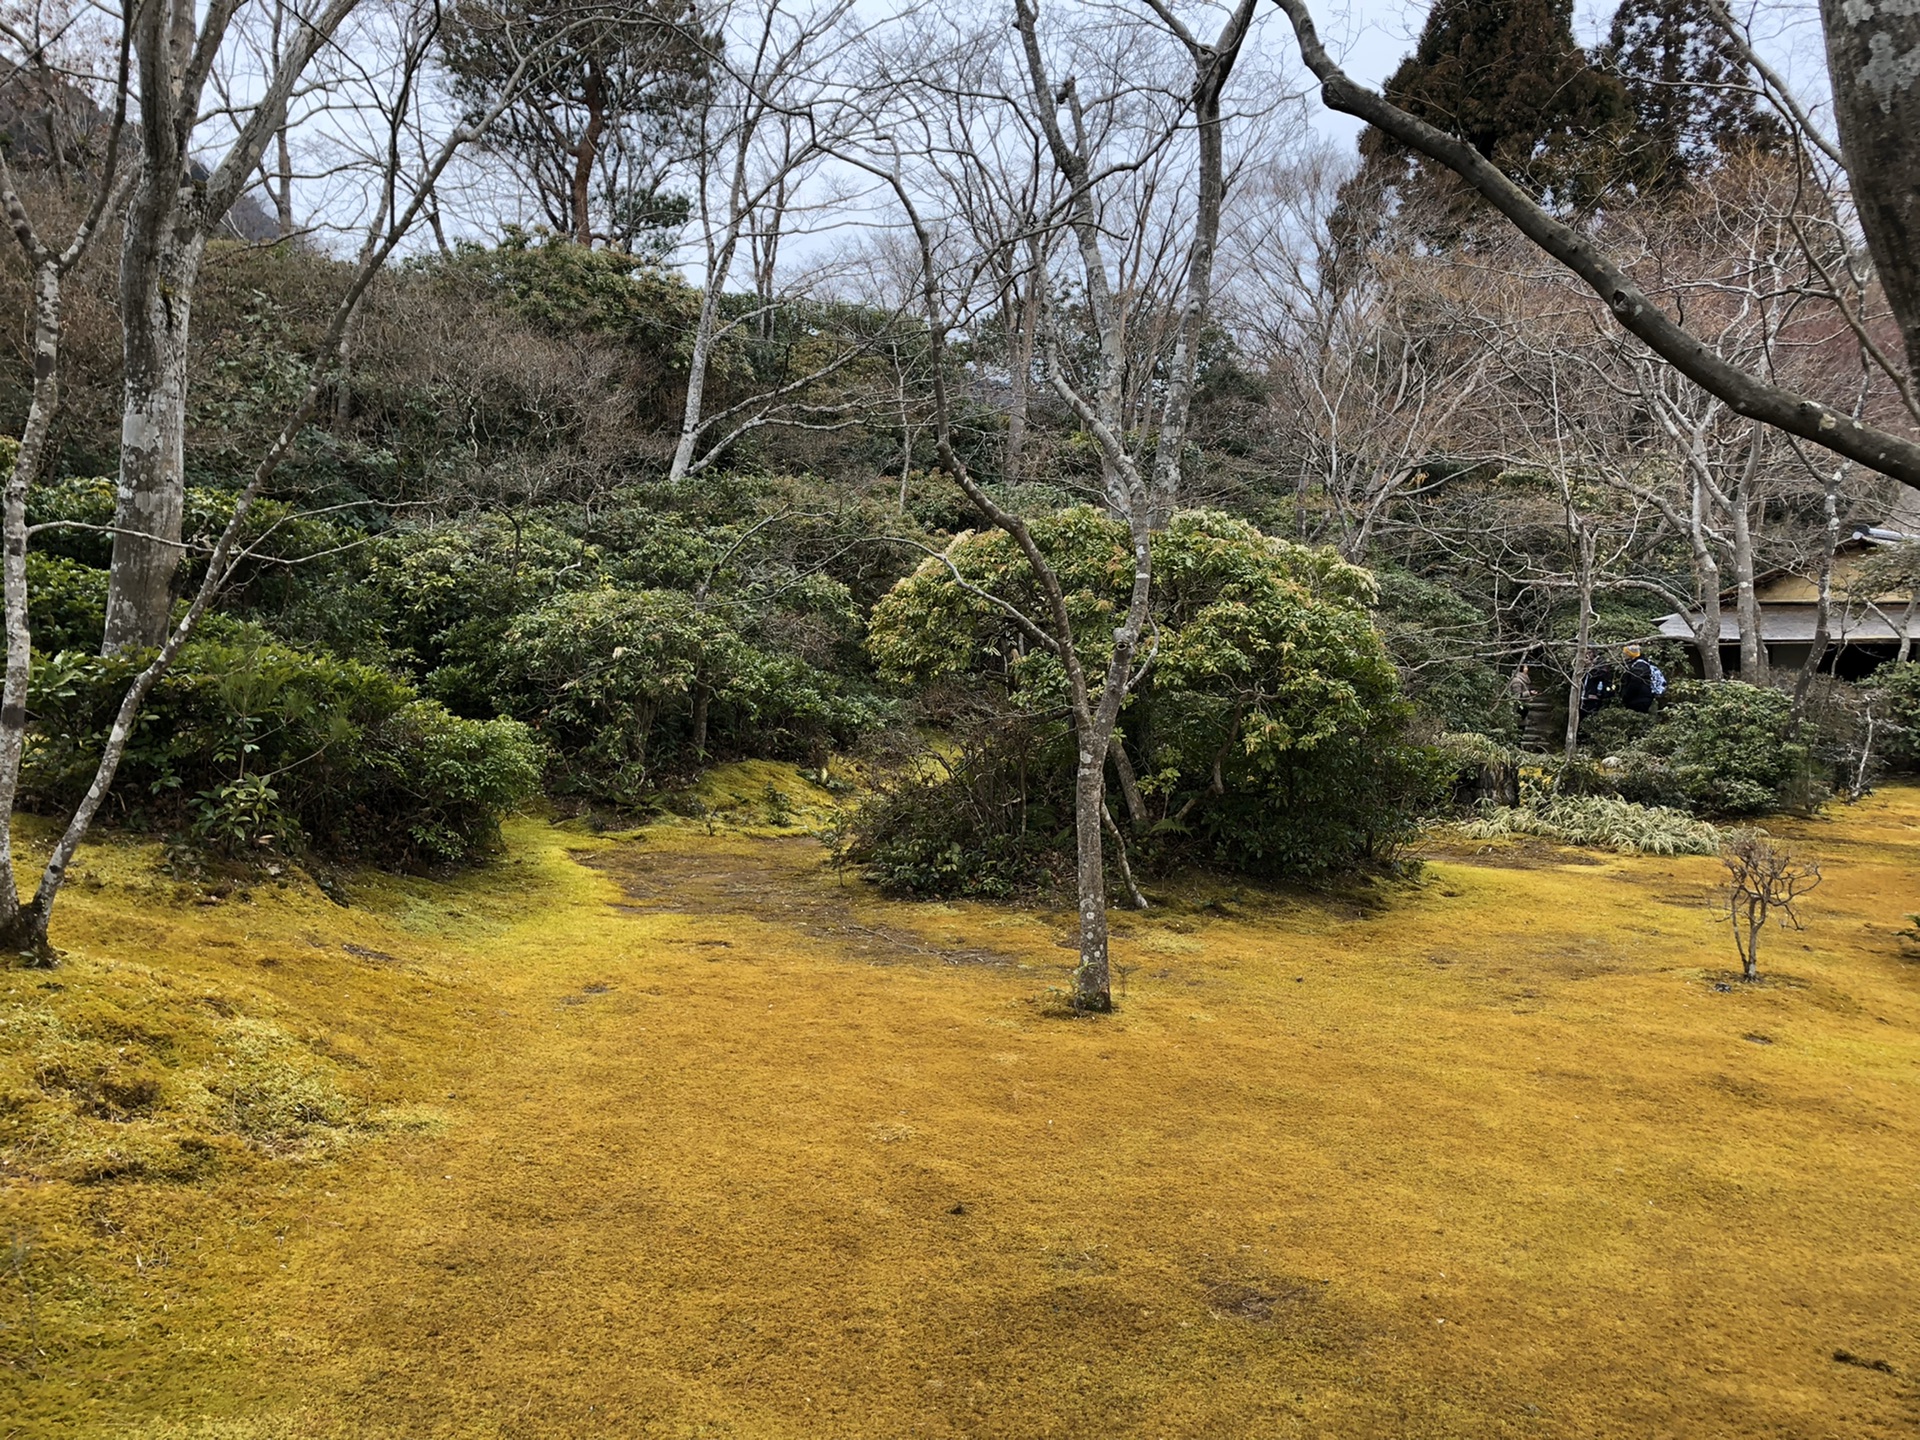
[{"x1": 1621, "y1": 643, "x2": 1643, "y2": 658}]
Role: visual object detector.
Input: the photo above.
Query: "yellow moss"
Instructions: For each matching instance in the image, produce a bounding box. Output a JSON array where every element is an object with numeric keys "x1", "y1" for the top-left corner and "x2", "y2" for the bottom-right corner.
[
  {"x1": 669, "y1": 757, "x2": 842, "y2": 834},
  {"x1": 2, "y1": 793, "x2": 1917, "y2": 1437}
]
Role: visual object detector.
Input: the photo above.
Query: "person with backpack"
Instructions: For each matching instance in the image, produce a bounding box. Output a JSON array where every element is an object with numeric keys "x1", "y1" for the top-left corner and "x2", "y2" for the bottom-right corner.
[
  {"x1": 1580, "y1": 654, "x2": 1616, "y2": 717},
  {"x1": 1618, "y1": 643, "x2": 1665, "y2": 713}
]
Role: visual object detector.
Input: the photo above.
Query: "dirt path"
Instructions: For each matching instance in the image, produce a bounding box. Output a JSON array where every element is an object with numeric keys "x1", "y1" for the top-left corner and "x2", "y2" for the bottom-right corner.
[{"x1": 585, "y1": 837, "x2": 1022, "y2": 970}]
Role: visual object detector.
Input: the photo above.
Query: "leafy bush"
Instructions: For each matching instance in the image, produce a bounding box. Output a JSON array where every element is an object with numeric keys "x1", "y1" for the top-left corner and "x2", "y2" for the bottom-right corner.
[
  {"x1": 357, "y1": 514, "x2": 601, "y2": 714},
  {"x1": 23, "y1": 635, "x2": 542, "y2": 866},
  {"x1": 494, "y1": 585, "x2": 882, "y2": 805},
  {"x1": 1459, "y1": 795, "x2": 1722, "y2": 855},
  {"x1": 22, "y1": 553, "x2": 108, "y2": 653},
  {"x1": 836, "y1": 718, "x2": 1070, "y2": 899},
  {"x1": 848, "y1": 510, "x2": 1440, "y2": 893},
  {"x1": 1869, "y1": 662, "x2": 1920, "y2": 771},
  {"x1": 1620, "y1": 681, "x2": 1813, "y2": 816},
  {"x1": 1372, "y1": 568, "x2": 1513, "y2": 734}
]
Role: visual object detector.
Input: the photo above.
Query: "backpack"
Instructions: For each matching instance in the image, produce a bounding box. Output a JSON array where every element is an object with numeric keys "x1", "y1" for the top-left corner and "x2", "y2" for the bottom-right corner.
[{"x1": 1647, "y1": 662, "x2": 1666, "y2": 697}]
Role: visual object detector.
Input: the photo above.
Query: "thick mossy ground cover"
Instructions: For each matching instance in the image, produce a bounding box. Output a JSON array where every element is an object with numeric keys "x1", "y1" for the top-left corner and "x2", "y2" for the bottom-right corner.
[{"x1": 2, "y1": 780, "x2": 1917, "y2": 1438}]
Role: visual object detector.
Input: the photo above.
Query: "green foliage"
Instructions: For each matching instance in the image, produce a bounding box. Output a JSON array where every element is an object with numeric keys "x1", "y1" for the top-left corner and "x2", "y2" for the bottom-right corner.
[
  {"x1": 22, "y1": 553, "x2": 107, "y2": 653},
  {"x1": 439, "y1": 228, "x2": 703, "y2": 352},
  {"x1": 1868, "y1": 662, "x2": 1920, "y2": 770},
  {"x1": 1370, "y1": 567, "x2": 1512, "y2": 733},
  {"x1": 834, "y1": 717, "x2": 1073, "y2": 900},
  {"x1": 1367, "y1": 0, "x2": 1631, "y2": 209},
  {"x1": 1601, "y1": 0, "x2": 1784, "y2": 190},
  {"x1": 23, "y1": 636, "x2": 542, "y2": 866},
  {"x1": 28, "y1": 475, "x2": 346, "y2": 573},
  {"x1": 494, "y1": 585, "x2": 881, "y2": 804},
  {"x1": 851, "y1": 511, "x2": 1437, "y2": 892},
  {"x1": 1621, "y1": 680, "x2": 1813, "y2": 816},
  {"x1": 358, "y1": 514, "x2": 601, "y2": 713},
  {"x1": 1459, "y1": 794, "x2": 1721, "y2": 854}
]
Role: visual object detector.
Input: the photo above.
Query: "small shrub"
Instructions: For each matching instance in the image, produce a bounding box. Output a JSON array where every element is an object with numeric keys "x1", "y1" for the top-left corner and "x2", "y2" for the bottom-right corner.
[
  {"x1": 836, "y1": 719, "x2": 1070, "y2": 899},
  {"x1": 1624, "y1": 681, "x2": 1813, "y2": 816},
  {"x1": 1719, "y1": 830, "x2": 1820, "y2": 982},
  {"x1": 21, "y1": 553, "x2": 108, "y2": 653},
  {"x1": 1459, "y1": 795, "x2": 1722, "y2": 855},
  {"x1": 22, "y1": 635, "x2": 543, "y2": 867}
]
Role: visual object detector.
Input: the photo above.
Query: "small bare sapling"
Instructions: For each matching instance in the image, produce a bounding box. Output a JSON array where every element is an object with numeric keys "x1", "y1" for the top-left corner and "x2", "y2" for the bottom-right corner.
[{"x1": 1719, "y1": 831, "x2": 1821, "y2": 982}]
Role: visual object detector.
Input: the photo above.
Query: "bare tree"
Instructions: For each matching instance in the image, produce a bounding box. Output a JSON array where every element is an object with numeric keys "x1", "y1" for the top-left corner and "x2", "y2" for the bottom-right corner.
[
  {"x1": 1720, "y1": 829, "x2": 1820, "y2": 982},
  {"x1": 101, "y1": 0, "x2": 377, "y2": 652},
  {"x1": 859, "y1": 0, "x2": 1255, "y2": 1011},
  {"x1": 664, "y1": 0, "x2": 891, "y2": 482},
  {"x1": 1272, "y1": 0, "x2": 1920, "y2": 494},
  {"x1": 0, "y1": 1, "x2": 553, "y2": 956},
  {"x1": 0, "y1": 10, "x2": 133, "y2": 957}
]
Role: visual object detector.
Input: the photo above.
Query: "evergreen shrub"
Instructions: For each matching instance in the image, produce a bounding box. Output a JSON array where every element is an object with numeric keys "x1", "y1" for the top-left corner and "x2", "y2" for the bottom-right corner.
[{"x1": 23, "y1": 636, "x2": 542, "y2": 866}]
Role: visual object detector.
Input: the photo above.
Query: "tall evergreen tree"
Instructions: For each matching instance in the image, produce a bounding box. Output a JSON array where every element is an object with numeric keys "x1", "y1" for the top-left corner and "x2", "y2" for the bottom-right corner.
[
  {"x1": 1601, "y1": 0, "x2": 1783, "y2": 191},
  {"x1": 1343, "y1": 0, "x2": 1630, "y2": 238},
  {"x1": 441, "y1": 0, "x2": 711, "y2": 251}
]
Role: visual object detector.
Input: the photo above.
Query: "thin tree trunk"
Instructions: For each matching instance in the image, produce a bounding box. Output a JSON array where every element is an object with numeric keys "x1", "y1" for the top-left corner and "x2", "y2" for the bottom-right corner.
[
  {"x1": 104, "y1": 206, "x2": 206, "y2": 654},
  {"x1": 1690, "y1": 472, "x2": 1726, "y2": 680},
  {"x1": 1565, "y1": 521, "x2": 1595, "y2": 765},
  {"x1": 1730, "y1": 428, "x2": 1768, "y2": 682},
  {"x1": 0, "y1": 260, "x2": 64, "y2": 952},
  {"x1": 570, "y1": 61, "x2": 607, "y2": 246},
  {"x1": 1792, "y1": 472, "x2": 1842, "y2": 721},
  {"x1": 273, "y1": 125, "x2": 294, "y2": 238},
  {"x1": 1108, "y1": 734, "x2": 1147, "y2": 827},
  {"x1": 1102, "y1": 800, "x2": 1146, "y2": 910},
  {"x1": 1072, "y1": 741, "x2": 1112, "y2": 1008},
  {"x1": 691, "y1": 685, "x2": 711, "y2": 757},
  {"x1": 1004, "y1": 233, "x2": 1042, "y2": 481},
  {"x1": 670, "y1": 285, "x2": 724, "y2": 483}
]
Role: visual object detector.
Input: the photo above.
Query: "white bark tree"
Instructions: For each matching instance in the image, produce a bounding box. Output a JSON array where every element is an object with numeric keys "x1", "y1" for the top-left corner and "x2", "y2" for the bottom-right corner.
[
  {"x1": 861, "y1": 0, "x2": 1257, "y2": 1011},
  {"x1": 0, "y1": 1, "x2": 554, "y2": 956},
  {"x1": 102, "y1": 0, "x2": 371, "y2": 653},
  {"x1": 665, "y1": 0, "x2": 889, "y2": 483}
]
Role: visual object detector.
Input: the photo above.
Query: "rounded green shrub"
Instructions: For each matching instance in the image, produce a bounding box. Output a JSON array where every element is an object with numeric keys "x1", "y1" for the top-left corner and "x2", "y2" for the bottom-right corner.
[{"x1": 23, "y1": 635, "x2": 542, "y2": 866}]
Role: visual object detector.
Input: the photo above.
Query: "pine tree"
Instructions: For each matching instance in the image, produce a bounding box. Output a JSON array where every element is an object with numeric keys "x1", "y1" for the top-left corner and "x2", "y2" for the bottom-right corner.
[
  {"x1": 1602, "y1": 0, "x2": 1784, "y2": 191},
  {"x1": 1336, "y1": 0, "x2": 1630, "y2": 248}
]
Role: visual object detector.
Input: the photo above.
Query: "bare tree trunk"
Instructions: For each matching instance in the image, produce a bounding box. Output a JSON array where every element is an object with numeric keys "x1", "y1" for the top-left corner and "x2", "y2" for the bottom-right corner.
[
  {"x1": 104, "y1": 203, "x2": 207, "y2": 653},
  {"x1": 1730, "y1": 427, "x2": 1768, "y2": 682},
  {"x1": 1072, "y1": 744, "x2": 1112, "y2": 1002},
  {"x1": 1899, "y1": 592, "x2": 1916, "y2": 664},
  {"x1": 1689, "y1": 473, "x2": 1726, "y2": 680},
  {"x1": 1102, "y1": 800, "x2": 1146, "y2": 909},
  {"x1": 1108, "y1": 734, "x2": 1147, "y2": 827},
  {"x1": 273, "y1": 125, "x2": 295, "y2": 238},
  {"x1": 1004, "y1": 232, "x2": 1043, "y2": 481},
  {"x1": 0, "y1": 261, "x2": 65, "y2": 952},
  {"x1": 570, "y1": 60, "x2": 607, "y2": 245},
  {"x1": 1821, "y1": 0, "x2": 1920, "y2": 376},
  {"x1": 670, "y1": 281, "x2": 727, "y2": 483},
  {"x1": 691, "y1": 685, "x2": 711, "y2": 757},
  {"x1": 103, "y1": 0, "x2": 363, "y2": 652},
  {"x1": 1564, "y1": 520, "x2": 1595, "y2": 765},
  {"x1": 1792, "y1": 471, "x2": 1842, "y2": 720}
]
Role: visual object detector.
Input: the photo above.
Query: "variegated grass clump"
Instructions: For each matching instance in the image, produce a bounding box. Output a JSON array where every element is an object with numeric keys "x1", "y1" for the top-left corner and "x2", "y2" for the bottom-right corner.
[{"x1": 1459, "y1": 795, "x2": 1722, "y2": 855}]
